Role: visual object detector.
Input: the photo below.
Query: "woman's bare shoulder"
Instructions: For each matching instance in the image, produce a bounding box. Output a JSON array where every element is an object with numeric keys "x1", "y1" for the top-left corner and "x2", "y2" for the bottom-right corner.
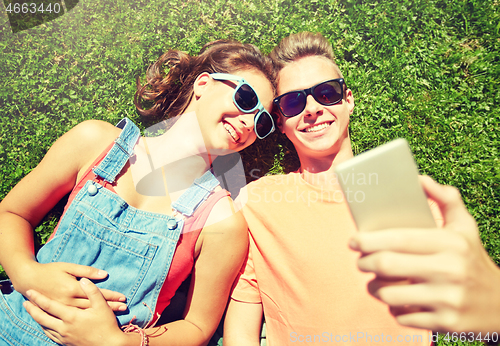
[
  {"x1": 62, "y1": 120, "x2": 122, "y2": 169},
  {"x1": 201, "y1": 195, "x2": 248, "y2": 246},
  {"x1": 69, "y1": 120, "x2": 121, "y2": 146}
]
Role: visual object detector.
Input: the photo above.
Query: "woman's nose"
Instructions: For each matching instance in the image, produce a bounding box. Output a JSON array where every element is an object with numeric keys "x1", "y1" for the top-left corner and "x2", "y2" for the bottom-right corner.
[{"x1": 240, "y1": 112, "x2": 255, "y2": 131}]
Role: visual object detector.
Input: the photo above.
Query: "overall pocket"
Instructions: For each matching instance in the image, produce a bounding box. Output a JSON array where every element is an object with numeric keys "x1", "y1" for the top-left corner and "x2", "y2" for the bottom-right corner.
[{"x1": 37, "y1": 209, "x2": 157, "y2": 304}]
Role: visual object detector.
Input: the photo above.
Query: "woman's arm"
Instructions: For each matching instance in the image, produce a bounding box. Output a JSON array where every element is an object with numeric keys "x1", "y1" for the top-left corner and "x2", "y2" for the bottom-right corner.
[
  {"x1": 25, "y1": 195, "x2": 249, "y2": 346},
  {"x1": 179, "y1": 196, "x2": 249, "y2": 343},
  {"x1": 0, "y1": 120, "x2": 126, "y2": 309}
]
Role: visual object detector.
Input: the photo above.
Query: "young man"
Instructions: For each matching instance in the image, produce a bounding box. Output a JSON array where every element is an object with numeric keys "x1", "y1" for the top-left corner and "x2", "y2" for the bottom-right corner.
[{"x1": 223, "y1": 32, "x2": 441, "y2": 345}]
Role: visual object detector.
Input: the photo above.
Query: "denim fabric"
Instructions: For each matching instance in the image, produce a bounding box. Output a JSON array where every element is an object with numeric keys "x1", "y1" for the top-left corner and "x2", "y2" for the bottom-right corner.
[
  {"x1": 173, "y1": 169, "x2": 221, "y2": 215},
  {"x1": 0, "y1": 118, "x2": 220, "y2": 345}
]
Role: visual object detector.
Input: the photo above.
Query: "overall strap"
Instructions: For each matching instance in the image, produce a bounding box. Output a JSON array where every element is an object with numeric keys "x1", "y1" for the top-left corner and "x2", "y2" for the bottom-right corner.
[
  {"x1": 92, "y1": 118, "x2": 141, "y2": 183},
  {"x1": 172, "y1": 170, "x2": 221, "y2": 217}
]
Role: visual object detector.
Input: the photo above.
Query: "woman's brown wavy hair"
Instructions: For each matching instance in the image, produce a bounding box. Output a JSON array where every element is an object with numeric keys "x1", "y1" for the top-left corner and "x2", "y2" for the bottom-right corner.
[{"x1": 134, "y1": 40, "x2": 274, "y2": 119}]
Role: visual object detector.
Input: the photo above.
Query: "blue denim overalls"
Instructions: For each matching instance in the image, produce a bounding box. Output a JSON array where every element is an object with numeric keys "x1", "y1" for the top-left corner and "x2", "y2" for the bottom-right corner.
[{"x1": 0, "y1": 119, "x2": 221, "y2": 345}]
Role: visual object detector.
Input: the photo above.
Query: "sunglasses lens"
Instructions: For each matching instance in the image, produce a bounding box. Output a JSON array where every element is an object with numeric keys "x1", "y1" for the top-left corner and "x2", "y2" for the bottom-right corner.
[
  {"x1": 255, "y1": 112, "x2": 274, "y2": 138},
  {"x1": 279, "y1": 92, "x2": 306, "y2": 117},
  {"x1": 234, "y1": 84, "x2": 258, "y2": 111},
  {"x1": 313, "y1": 81, "x2": 343, "y2": 105}
]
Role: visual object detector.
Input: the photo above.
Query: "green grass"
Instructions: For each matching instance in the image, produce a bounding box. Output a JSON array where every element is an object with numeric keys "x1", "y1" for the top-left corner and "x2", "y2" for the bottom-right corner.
[{"x1": 0, "y1": 0, "x2": 499, "y2": 344}]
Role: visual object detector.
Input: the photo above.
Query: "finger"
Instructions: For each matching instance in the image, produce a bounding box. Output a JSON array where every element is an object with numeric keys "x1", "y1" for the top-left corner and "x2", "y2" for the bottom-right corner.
[
  {"x1": 64, "y1": 298, "x2": 126, "y2": 311},
  {"x1": 357, "y1": 251, "x2": 467, "y2": 282},
  {"x1": 60, "y1": 263, "x2": 108, "y2": 280},
  {"x1": 108, "y1": 301, "x2": 128, "y2": 312},
  {"x1": 100, "y1": 288, "x2": 127, "y2": 302},
  {"x1": 419, "y1": 176, "x2": 476, "y2": 232},
  {"x1": 68, "y1": 295, "x2": 126, "y2": 311},
  {"x1": 23, "y1": 299, "x2": 63, "y2": 332},
  {"x1": 350, "y1": 228, "x2": 464, "y2": 255},
  {"x1": 358, "y1": 252, "x2": 428, "y2": 278},
  {"x1": 65, "y1": 297, "x2": 91, "y2": 309},
  {"x1": 395, "y1": 311, "x2": 459, "y2": 333},
  {"x1": 80, "y1": 278, "x2": 109, "y2": 310},
  {"x1": 41, "y1": 327, "x2": 64, "y2": 345},
  {"x1": 367, "y1": 277, "x2": 412, "y2": 295},
  {"x1": 26, "y1": 290, "x2": 72, "y2": 321},
  {"x1": 371, "y1": 282, "x2": 462, "y2": 310}
]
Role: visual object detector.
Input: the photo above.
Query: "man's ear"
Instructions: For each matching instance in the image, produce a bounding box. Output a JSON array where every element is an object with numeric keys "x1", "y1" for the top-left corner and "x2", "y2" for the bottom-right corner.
[
  {"x1": 345, "y1": 88, "x2": 355, "y2": 115},
  {"x1": 193, "y1": 72, "x2": 211, "y2": 98}
]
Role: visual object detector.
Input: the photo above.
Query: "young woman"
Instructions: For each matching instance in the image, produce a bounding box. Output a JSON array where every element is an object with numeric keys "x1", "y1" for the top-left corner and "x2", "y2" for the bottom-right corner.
[{"x1": 0, "y1": 39, "x2": 275, "y2": 346}]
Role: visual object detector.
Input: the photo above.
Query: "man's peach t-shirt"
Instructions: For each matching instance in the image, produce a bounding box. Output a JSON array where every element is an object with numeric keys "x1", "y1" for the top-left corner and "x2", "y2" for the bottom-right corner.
[{"x1": 232, "y1": 173, "x2": 441, "y2": 345}]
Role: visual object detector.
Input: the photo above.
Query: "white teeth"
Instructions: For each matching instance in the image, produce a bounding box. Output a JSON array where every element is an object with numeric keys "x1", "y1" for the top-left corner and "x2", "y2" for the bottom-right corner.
[
  {"x1": 224, "y1": 123, "x2": 240, "y2": 142},
  {"x1": 304, "y1": 122, "x2": 331, "y2": 133}
]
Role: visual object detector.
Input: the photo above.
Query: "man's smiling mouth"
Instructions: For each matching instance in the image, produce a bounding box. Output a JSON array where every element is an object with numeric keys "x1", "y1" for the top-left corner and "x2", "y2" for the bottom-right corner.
[{"x1": 302, "y1": 122, "x2": 333, "y2": 133}]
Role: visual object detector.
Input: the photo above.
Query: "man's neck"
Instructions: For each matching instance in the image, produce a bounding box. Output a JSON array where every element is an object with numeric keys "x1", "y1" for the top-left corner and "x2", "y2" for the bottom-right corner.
[{"x1": 297, "y1": 139, "x2": 354, "y2": 189}]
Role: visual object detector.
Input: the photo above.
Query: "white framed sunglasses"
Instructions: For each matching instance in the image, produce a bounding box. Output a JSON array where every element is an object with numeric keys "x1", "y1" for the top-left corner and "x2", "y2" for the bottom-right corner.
[{"x1": 210, "y1": 73, "x2": 275, "y2": 139}]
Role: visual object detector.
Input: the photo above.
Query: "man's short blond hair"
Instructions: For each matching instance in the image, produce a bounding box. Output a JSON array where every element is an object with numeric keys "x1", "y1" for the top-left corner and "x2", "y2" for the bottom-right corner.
[{"x1": 269, "y1": 32, "x2": 343, "y2": 85}]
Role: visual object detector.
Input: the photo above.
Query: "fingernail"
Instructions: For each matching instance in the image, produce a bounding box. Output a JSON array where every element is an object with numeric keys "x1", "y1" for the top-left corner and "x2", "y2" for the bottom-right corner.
[
  {"x1": 119, "y1": 296, "x2": 127, "y2": 302},
  {"x1": 119, "y1": 305, "x2": 127, "y2": 311},
  {"x1": 23, "y1": 301, "x2": 28, "y2": 309},
  {"x1": 80, "y1": 278, "x2": 89, "y2": 286},
  {"x1": 98, "y1": 270, "x2": 107, "y2": 277},
  {"x1": 25, "y1": 290, "x2": 32, "y2": 298},
  {"x1": 349, "y1": 238, "x2": 359, "y2": 249}
]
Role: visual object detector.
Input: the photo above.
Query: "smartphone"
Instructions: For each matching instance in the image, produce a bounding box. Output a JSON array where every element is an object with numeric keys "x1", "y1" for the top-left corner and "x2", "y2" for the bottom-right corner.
[{"x1": 334, "y1": 138, "x2": 436, "y2": 232}]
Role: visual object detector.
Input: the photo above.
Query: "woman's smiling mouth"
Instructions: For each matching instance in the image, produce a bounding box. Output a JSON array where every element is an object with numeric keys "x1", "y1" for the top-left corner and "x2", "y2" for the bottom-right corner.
[{"x1": 224, "y1": 121, "x2": 240, "y2": 142}]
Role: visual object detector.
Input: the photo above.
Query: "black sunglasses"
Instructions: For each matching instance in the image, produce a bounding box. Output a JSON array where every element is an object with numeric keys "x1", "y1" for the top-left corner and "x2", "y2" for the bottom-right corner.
[
  {"x1": 210, "y1": 73, "x2": 275, "y2": 139},
  {"x1": 273, "y1": 78, "x2": 345, "y2": 117}
]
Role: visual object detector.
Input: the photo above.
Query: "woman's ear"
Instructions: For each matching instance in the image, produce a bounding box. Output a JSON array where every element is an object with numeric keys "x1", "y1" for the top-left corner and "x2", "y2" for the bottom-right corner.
[
  {"x1": 276, "y1": 114, "x2": 286, "y2": 134},
  {"x1": 193, "y1": 72, "x2": 212, "y2": 98}
]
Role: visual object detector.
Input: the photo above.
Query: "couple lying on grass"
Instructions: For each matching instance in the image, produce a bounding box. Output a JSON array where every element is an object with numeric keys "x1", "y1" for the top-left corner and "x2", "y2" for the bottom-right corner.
[{"x1": 0, "y1": 32, "x2": 497, "y2": 346}]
